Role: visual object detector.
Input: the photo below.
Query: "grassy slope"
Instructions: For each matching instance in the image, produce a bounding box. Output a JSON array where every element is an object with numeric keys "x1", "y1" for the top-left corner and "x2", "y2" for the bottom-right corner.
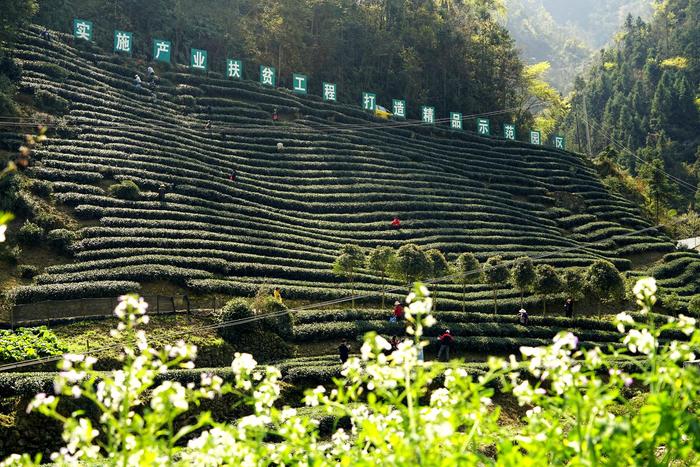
[{"x1": 2, "y1": 25, "x2": 699, "y2": 317}]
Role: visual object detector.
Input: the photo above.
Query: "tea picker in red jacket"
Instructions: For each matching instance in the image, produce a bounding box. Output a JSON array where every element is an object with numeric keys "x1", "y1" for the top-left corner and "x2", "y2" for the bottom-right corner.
[
  {"x1": 391, "y1": 217, "x2": 401, "y2": 228},
  {"x1": 437, "y1": 329, "x2": 454, "y2": 362}
]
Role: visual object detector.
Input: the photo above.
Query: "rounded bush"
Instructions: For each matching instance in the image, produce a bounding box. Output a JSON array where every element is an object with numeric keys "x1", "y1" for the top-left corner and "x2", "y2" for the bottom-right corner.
[
  {"x1": 109, "y1": 180, "x2": 141, "y2": 201},
  {"x1": 16, "y1": 221, "x2": 44, "y2": 246},
  {"x1": 34, "y1": 89, "x2": 69, "y2": 113},
  {"x1": 29, "y1": 179, "x2": 52, "y2": 197},
  {"x1": 47, "y1": 229, "x2": 78, "y2": 254},
  {"x1": 259, "y1": 296, "x2": 293, "y2": 339},
  {"x1": 216, "y1": 299, "x2": 257, "y2": 343},
  {"x1": 17, "y1": 264, "x2": 38, "y2": 279}
]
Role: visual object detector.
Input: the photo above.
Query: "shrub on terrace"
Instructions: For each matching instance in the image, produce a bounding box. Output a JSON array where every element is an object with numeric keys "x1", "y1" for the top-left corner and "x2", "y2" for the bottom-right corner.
[
  {"x1": 108, "y1": 179, "x2": 140, "y2": 201},
  {"x1": 366, "y1": 246, "x2": 396, "y2": 308},
  {"x1": 561, "y1": 267, "x2": 587, "y2": 303},
  {"x1": 332, "y1": 244, "x2": 365, "y2": 309},
  {"x1": 46, "y1": 228, "x2": 78, "y2": 254},
  {"x1": 216, "y1": 298, "x2": 256, "y2": 344},
  {"x1": 483, "y1": 255, "x2": 509, "y2": 314},
  {"x1": 391, "y1": 243, "x2": 431, "y2": 287},
  {"x1": 534, "y1": 264, "x2": 562, "y2": 316},
  {"x1": 16, "y1": 264, "x2": 38, "y2": 279},
  {"x1": 426, "y1": 249, "x2": 449, "y2": 310},
  {"x1": 585, "y1": 260, "x2": 625, "y2": 316},
  {"x1": 33, "y1": 89, "x2": 68, "y2": 114},
  {"x1": 452, "y1": 252, "x2": 481, "y2": 312},
  {"x1": 16, "y1": 220, "x2": 43, "y2": 245},
  {"x1": 510, "y1": 256, "x2": 536, "y2": 308},
  {"x1": 688, "y1": 295, "x2": 700, "y2": 317}
]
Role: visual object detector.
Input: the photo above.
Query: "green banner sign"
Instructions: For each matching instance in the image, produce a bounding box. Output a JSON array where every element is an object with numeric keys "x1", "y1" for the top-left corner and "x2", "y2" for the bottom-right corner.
[
  {"x1": 530, "y1": 130, "x2": 542, "y2": 145},
  {"x1": 392, "y1": 99, "x2": 406, "y2": 118},
  {"x1": 190, "y1": 48, "x2": 208, "y2": 71},
  {"x1": 421, "y1": 106, "x2": 435, "y2": 124},
  {"x1": 477, "y1": 118, "x2": 490, "y2": 136},
  {"x1": 152, "y1": 39, "x2": 171, "y2": 62},
  {"x1": 362, "y1": 92, "x2": 376, "y2": 111},
  {"x1": 554, "y1": 136, "x2": 566, "y2": 150},
  {"x1": 292, "y1": 73, "x2": 307, "y2": 94},
  {"x1": 503, "y1": 124, "x2": 517, "y2": 140},
  {"x1": 322, "y1": 82, "x2": 336, "y2": 101},
  {"x1": 73, "y1": 19, "x2": 93, "y2": 41},
  {"x1": 450, "y1": 112, "x2": 462, "y2": 130},
  {"x1": 260, "y1": 66, "x2": 276, "y2": 87},
  {"x1": 113, "y1": 30, "x2": 133, "y2": 54},
  {"x1": 227, "y1": 59, "x2": 243, "y2": 79}
]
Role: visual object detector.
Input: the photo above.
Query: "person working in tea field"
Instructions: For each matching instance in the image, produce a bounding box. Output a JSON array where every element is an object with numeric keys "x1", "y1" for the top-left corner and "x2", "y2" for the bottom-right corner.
[
  {"x1": 391, "y1": 217, "x2": 401, "y2": 228},
  {"x1": 273, "y1": 287, "x2": 282, "y2": 303},
  {"x1": 147, "y1": 66, "x2": 155, "y2": 82},
  {"x1": 158, "y1": 183, "x2": 166, "y2": 203},
  {"x1": 437, "y1": 330, "x2": 453, "y2": 361},
  {"x1": 338, "y1": 339, "x2": 350, "y2": 364},
  {"x1": 229, "y1": 169, "x2": 237, "y2": 182},
  {"x1": 518, "y1": 308, "x2": 529, "y2": 325},
  {"x1": 564, "y1": 297, "x2": 574, "y2": 318},
  {"x1": 391, "y1": 301, "x2": 404, "y2": 322},
  {"x1": 134, "y1": 74, "x2": 142, "y2": 88},
  {"x1": 41, "y1": 28, "x2": 51, "y2": 41},
  {"x1": 272, "y1": 107, "x2": 279, "y2": 121}
]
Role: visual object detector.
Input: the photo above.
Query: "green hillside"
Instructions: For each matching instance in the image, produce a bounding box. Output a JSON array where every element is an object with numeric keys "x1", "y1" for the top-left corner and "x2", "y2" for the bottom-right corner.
[{"x1": 3, "y1": 25, "x2": 699, "y2": 319}]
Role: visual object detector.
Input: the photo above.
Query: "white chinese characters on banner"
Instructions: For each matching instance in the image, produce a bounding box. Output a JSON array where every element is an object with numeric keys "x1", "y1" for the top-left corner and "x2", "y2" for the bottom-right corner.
[
  {"x1": 450, "y1": 112, "x2": 462, "y2": 129},
  {"x1": 421, "y1": 106, "x2": 435, "y2": 124},
  {"x1": 323, "y1": 83, "x2": 336, "y2": 101}
]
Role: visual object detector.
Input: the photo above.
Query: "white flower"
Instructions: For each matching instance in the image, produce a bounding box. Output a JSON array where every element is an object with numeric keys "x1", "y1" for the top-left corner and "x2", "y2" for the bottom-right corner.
[
  {"x1": 615, "y1": 312, "x2": 635, "y2": 333},
  {"x1": 0, "y1": 224, "x2": 6, "y2": 243},
  {"x1": 305, "y1": 386, "x2": 326, "y2": 407},
  {"x1": 374, "y1": 335, "x2": 391, "y2": 351},
  {"x1": 677, "y1": 314, "x2": 697, "y2": 336},
  {"x1": 423, "y1": 314, "x2": 437, "y2": 328},
  {"x1": 26, "y1": 393, "x2": 55, "y2": 413},
  {"x1": 632, "y1": 277, "x2": 657, "y2": 300},
  {"x1": 231, "y1": 353, "x2": 257, "y2": 376},
  {"x1": 623, "y1": 329, "x2": 657, "y2": 355}
]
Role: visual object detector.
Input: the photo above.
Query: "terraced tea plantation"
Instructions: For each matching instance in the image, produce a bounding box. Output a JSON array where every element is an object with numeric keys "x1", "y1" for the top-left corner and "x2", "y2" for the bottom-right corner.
[{"x1": 8, "y1": 26, "x2": 700, "y2": 326}]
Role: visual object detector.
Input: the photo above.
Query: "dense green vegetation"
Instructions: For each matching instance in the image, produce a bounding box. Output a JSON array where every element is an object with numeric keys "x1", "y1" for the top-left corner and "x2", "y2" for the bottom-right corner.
[
  {"x1": 29, "y1": 0, "x2": 528, "y2": 124},
  {"x1": 504, "y1": 0, "x2": 652, "y2": 92},
  {"x1": 0, "y1": 326, "x2": 65, "y2": 363},
  {"x1": 1, "y1": 23, "x2": 698, "y2": 316},
  {"x1": 559, "y1": 0, "x2": 700, "y2": 212}
]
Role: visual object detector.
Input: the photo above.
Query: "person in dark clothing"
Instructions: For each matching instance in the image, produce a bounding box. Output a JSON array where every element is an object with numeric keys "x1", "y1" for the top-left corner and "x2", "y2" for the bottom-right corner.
[
  {"x1": 272, "y1": 107, "x2": 279, "y2": 121},
  {"x1": 390, "y1": 335, "x2": 400, "y2": 352},
  {"x1": 437, "y1": 330, "x2": 453, "y2": 362},
  {"x1": 518, "y1": 308, "x2": 529, "y2": 326},
  {"x1": 229, "y1": 169, "x2": 237, "y2": 182},
  {"x1": 564, "y1": 297, "x2": 574, "y2": 318},
  {"x1": 41, "y1": 28, "x2": 51, "y2": 41},
  {"x1": 338, "y1": 339, "x2": 350, "y2": 364},
  {"x1": 204, "y1": 120, "x2": 212, "y2": 130},
  {"x1": 158, "y1": 183, "x2": 166, "y2": 202}
]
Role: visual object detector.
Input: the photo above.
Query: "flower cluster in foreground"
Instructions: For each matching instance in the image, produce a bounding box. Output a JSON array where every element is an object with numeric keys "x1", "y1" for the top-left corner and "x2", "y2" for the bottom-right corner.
[{"x1": 2, "y1": 278, "x2": 699, "y2": 466}]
